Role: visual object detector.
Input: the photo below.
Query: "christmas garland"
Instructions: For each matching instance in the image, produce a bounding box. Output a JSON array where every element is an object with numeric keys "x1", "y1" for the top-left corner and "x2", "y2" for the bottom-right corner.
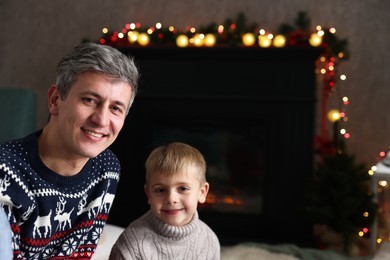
[{"x1": 95, "y1": 11, "x2": 349, "y2": 59}]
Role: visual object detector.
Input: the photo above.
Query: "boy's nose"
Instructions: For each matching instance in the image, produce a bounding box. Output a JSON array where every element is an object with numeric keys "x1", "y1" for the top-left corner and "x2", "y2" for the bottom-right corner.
[{"x1": 166, "y1": 191, "x2": 178, "y2": 204}]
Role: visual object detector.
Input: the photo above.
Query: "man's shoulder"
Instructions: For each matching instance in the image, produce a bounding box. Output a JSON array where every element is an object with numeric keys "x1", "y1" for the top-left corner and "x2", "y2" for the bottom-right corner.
[
  {"x1": 94, "y1": 149, "x2": 121, "y2": 171},
  {"x1": 0, "y1": 138, "x2": 27, "y2": 159},
  {"x1": 98, "y1": 148, "x2": 119, "y2": 160},
  {"x1": 0, "y1": 132, "x2": 36, "y2": 155},
  {"x1": 0, "y1": 134, "x2": 36, "y2": 174}
]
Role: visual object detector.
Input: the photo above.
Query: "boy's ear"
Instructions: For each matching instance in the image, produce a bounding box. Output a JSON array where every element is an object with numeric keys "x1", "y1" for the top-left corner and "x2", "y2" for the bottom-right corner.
[
  {"x1": 144, "y1": 185, "x2": 151, "y2": 205},
  {"x1": 198, "y1": 182, "x2": 209, "y2": 204}
]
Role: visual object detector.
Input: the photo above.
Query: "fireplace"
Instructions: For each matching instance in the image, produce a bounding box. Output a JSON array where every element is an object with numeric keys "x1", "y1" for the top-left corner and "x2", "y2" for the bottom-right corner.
[{"x1": 108, "y1": 47, "x2": 322, "y2": 246}]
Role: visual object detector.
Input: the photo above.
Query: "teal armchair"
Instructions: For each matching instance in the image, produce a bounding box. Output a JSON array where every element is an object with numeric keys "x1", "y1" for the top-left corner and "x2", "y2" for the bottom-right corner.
[{"x1": 0, "y1": 88, "x2": 37, "y2": 142}]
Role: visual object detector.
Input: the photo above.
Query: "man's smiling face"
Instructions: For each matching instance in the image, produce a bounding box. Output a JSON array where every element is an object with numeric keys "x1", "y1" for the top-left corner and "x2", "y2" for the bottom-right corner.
[{"x1": 50, "y1": 71, "x2": 132, "y2": 160}]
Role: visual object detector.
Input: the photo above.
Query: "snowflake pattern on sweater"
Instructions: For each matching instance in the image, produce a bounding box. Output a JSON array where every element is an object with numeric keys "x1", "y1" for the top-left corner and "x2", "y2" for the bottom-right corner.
[{"x1": 0, "y1": 131, "x2": 120, "y2": 259}]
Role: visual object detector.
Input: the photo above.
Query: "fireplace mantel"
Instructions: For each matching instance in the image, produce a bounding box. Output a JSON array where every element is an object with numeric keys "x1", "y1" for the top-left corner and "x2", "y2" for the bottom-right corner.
[{"x1": 109, "y1": 47, "x2": 322, "y2": 247}]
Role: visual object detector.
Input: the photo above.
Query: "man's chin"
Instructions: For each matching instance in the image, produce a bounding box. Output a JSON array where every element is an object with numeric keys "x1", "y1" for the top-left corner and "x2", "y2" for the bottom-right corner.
[{"x1": 80, "y1": 146, "x2": 107, "y2": 159}]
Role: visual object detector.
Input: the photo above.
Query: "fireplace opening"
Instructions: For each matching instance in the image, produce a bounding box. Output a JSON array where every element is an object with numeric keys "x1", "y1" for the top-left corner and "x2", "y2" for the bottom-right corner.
[{"x1": 151, "y1": 121, "x2": 265, "y2": 215}]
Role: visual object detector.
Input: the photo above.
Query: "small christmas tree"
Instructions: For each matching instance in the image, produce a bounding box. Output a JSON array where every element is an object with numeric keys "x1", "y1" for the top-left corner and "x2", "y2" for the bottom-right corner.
[{"x1": 306, "y1": 124, "x2": 377, "y2": 255}]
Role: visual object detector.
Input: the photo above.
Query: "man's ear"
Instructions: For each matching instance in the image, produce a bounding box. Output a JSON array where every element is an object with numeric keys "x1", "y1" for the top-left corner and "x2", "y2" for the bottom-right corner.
[
  {"x1": 198, "y1": 182, "x2": 209, "y2": 204},
  {"x1": 48, "y1": 84, "x2": 60, "y2": 116}
]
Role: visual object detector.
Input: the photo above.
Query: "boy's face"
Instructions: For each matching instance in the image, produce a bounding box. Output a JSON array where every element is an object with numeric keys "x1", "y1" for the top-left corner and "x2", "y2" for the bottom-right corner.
[
  {"x1": 48, "y1": 71, "x2": 132, "y2": 160},
  {"x1": 144, "y1": 168, "x2": 209, "y2": 226}
]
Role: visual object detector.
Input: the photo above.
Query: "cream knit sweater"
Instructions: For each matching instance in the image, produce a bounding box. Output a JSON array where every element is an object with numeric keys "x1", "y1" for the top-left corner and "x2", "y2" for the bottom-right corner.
[{"x1": 109, "y1": 210, "x2": 220, "y2": 260}]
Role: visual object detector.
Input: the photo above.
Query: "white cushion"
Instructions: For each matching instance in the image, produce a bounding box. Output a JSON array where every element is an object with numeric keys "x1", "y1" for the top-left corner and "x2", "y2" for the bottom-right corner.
[{"x1": 92, "y1": 224, "x2": 125, "y2": 260}]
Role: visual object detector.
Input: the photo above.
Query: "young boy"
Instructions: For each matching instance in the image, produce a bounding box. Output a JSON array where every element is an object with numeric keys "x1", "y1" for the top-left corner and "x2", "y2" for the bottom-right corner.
[{"x1": 109, "y1": 142, "x2": 221, "y2": 259}]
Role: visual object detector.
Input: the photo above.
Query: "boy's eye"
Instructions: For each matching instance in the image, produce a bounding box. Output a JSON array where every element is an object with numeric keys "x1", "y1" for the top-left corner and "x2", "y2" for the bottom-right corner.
[
  {"x1": 179, "y1": 186, "x2": 190, "y2": 192},
  {"x1": 154, "y1": 187, "x2": 165, "y2": 193}
]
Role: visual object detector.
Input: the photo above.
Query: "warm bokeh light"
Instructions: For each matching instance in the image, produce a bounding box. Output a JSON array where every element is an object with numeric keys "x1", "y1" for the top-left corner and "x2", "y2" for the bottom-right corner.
[
  {"x1": 242, "y1": 33, "x2": 256, "y2": 46},
  {"x1": 327, "y1": 109, "x2": 341, "y2": 122},
  {"x1": 127, "y1": 31, "x2": 139, "y2": 43},
  {"x1": 176, "y1": 34, "x2": 189, "y2": 47},
  {"x1": 192, "y1": 33, "x2": 204, "y2": 47},
  {"x1": 258, "y1": 35, "x2": 271, "y2": 48},
  {"x1": 217, "y1": 25, "x2": 224, "y2": 34},
  {"x1": 204, "y1": 33, "x2": 217, "y2": 47},
  {"x1": 273, "y1": 34, "x2": 286, "y2": 47},
  {"x1": 309, "y1": 33, "x2": 322, "y2": 47},
  {"x1": 146, "y1": 28, "x2": 154, "y2": 34},
  {"x1": 137, "y1": 33, "x2": 150, "y2": 46}
]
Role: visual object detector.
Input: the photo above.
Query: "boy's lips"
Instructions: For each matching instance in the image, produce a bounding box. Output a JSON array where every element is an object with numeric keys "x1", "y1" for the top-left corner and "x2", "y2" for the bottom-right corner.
[{"x1": 162, "y1": 209, "x2": 182, "y2": 214}]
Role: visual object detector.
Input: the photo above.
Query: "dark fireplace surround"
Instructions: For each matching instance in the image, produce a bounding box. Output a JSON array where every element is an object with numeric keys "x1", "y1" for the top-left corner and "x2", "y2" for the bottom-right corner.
[{"x1": 108, "y1": 47, "x2": 322, "y2": 247}]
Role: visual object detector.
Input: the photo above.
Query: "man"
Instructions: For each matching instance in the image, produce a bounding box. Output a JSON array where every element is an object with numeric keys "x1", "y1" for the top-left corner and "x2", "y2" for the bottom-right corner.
[{"x1": 0, "y1": 42, "x2": 139, "y2": 259}]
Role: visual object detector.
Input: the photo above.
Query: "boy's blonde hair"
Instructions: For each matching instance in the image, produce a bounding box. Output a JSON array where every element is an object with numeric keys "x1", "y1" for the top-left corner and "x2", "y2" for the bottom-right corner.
[{"x1": 145, "y1": 142, "x2": 206, "y2": 184}]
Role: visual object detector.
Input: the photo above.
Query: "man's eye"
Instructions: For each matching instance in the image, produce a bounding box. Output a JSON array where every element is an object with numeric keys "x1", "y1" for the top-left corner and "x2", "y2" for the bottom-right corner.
[
  {"x1": 82, "y1": 97, "x2": 95, "y2": 104},
  {"x1": 154, "y1": 188, "x2": 164, "y2": 193},
  {"x1": 111, "y1": 105, "x2": 123, "y2": 114}
]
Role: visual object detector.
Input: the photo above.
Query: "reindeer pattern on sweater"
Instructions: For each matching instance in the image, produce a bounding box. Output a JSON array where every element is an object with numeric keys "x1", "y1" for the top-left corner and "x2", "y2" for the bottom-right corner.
[{"x1": 0, "y1": 131, "x2": 120, "y2": 259}]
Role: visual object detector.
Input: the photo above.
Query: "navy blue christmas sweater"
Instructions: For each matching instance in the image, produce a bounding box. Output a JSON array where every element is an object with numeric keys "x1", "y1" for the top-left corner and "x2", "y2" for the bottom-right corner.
[{"x1": 0, "y1": 131, "x2": 120, "y2": 259}]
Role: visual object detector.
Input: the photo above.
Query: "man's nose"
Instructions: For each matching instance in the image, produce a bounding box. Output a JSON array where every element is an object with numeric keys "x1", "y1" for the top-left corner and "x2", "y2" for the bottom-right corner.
[{"x1": 91, "y1": 106, "x2": 110, "y2": 126}]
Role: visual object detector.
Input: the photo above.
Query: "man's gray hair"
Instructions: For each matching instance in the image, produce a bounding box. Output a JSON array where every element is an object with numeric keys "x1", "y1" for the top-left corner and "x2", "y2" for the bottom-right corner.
[{"x1": 55, "y1": 42, "x2": 140, "y2": 113}]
